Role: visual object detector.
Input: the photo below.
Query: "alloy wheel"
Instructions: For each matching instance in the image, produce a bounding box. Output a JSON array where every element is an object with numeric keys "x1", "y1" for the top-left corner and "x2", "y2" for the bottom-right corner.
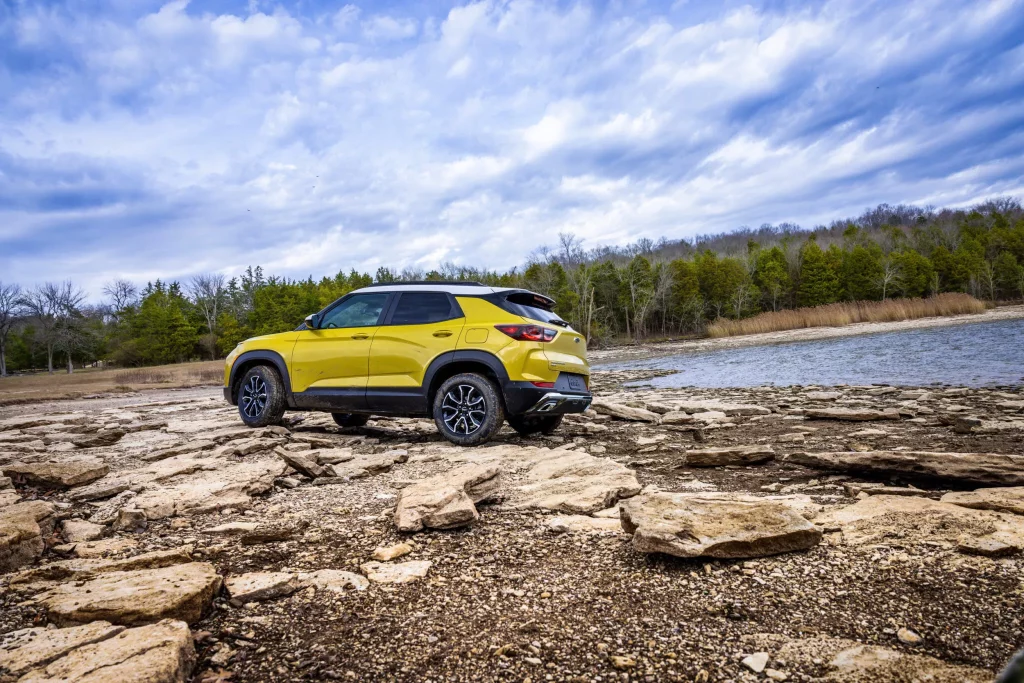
[
  {"x1": 240, "y1": 375, "x2": 268, "y2": 419},
  {"x1": 441, "y1": 384, "x2": 486, "y2": 435}
]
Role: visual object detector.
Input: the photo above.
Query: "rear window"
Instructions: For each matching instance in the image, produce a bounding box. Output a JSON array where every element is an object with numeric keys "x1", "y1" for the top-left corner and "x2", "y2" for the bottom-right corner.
[
  {"x1": 390, "y1": 292, "x2": 458, "y2": 325},
  {"x1": 500, "y1": 292, "x2": 566, "y2": 325}
]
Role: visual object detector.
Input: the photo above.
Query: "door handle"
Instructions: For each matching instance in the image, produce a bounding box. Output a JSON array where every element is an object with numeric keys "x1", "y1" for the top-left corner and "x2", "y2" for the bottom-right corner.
[
  {"x1": 351, "y1": 333, "x2": 369, "y2": 340},
  {"x1": 433, "y1": 330, "x2": 453, "y2": 338}
]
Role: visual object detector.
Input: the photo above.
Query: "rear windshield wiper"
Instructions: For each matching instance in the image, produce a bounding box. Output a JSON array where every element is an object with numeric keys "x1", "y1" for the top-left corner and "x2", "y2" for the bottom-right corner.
[{"x1": 549, "y1": 319, "x2": 570, "y2": 327}]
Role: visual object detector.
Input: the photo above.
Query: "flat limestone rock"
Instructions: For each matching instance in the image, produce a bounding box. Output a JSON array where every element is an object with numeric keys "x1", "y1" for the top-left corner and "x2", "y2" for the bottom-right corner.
[
  {"x1": 131, "y1": 459, "x2": 287, "y2": 519},
  {"x1": 0, "y1": 621, "x2": 125, "y2": 677},
  {"x1": 11, "y1": 546, "x2": 195, "y2": 585},
  {"x1": 34, "y1": 562, "x2": 221, "y2": 626},
  {"x1": 1, "y1": 500, "x2": 55, "y2": 573},
  {"x1": 514, "y1": 451, "x2": 641, "y2": 514},
  {"x1": 673, "y1": 401, "x2": 771, "y2": 416},
  {"x1": 787, "y1": 450, "x2": 1024, "y2": 486},
  {"x1": 683, "y1": 445, "x2": 775, "y2": 467},
  {"x1": 941, "y1": 487, "x2": 1024, "y2": 516},
  {"x1": 224, "y1": 572, "x2": 300, "y2": 602},
  {"x1": 360, "y1": 560, "x2": 431, "y2": 584},
  {"x1": 3, "y1": 459, "x2": 110, "y2": 488},
  {"x1": 620, "y1": 491, "x2": 822, "y2": 559},
  {"x1": 741, "y1": 633, "x2": 992, "y2": 682},
  {"x1": 297, "y1": 569, "x2": 369, "y2": 593},
  {"x1": 70, "y1": 429, "x2": 126, "y2": 449},
  {"x1": 372, "y1": 543, "x2": 413, "y2": 561},
  {"x1": 13, "y1": 619, "x2": 195, "y2": 683},
  {"x1": 395, "y1": 464, "x2": 501, "y2": 532},
  {"x1": 819, "y1": 495, "x2": 1024, "y2": 549},
  {"x1": 68, "y1": 537, "x2": 139, "y2": 559},
  {"x1": 276, "y1": 450, "x2": 326, "y2": 478},
  {"x1": 590, "y1": 401, "x2": 660, "y2": 423},
  {"x1": 546, "y1": 515, "x2": 623, "y2": 534},
  {"x1": 61, "y1": 519, "x2": 106, "y2": 543},
  {"x1": 804, "y1": 408, "x2": 901, "y2": 421}
]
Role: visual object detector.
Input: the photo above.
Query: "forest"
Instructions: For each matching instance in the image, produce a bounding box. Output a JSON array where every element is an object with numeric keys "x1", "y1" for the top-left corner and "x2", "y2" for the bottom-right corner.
[{"x1": 1, "y1": 198, "x2": 1023, "y2": 375}]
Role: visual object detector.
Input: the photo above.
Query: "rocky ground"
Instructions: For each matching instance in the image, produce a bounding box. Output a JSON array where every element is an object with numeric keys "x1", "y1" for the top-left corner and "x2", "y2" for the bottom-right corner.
[{"x1": 1, "y1": 374, "x2": 1023, "y2": 683}]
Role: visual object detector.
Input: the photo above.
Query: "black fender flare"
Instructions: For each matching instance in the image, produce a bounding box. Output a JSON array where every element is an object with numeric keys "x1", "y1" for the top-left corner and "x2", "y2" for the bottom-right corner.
[
  {"x1": 228, "y1": 350, "x2": 293, "y2": 405},
  {"x1": 422, "y1": 349, "x2": 511, "y2": 407}
]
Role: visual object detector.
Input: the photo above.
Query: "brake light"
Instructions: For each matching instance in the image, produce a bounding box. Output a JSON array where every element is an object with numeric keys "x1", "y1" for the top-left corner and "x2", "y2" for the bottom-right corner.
[
  {"x1": 531, "y1": 381, "x2": 555, "y2": 388},
  {"x1": 494, "y1": 324, "x2": 556, "y2": 342}
]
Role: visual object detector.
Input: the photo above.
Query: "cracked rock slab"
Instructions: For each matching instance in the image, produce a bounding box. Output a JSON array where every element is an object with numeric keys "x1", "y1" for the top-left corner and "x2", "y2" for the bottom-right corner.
[
  {"x1": 819, "y1": 495, "x2": 1024, "y2": 549},
  {"x1": 33, "y1": 562, "x2": 221, "y2": 626},
  {"x1": 620, "y1": 491, "x2": 822, "y2": 559},
  {"x1": 0, "y1": 621, "x2": 126, "y2": 678},
  {"x1": 514, "y1": 452, "x2": 641, "y2": 514},
  {"x1": 225, "y1": 572, "x2": 301, "y2": 602},
  {"x1": 941, "y1": 486, "x2": 1024, "y2": 516},
  {"x1": 3, "y1": 459, "x2": 110, "y2": 488},
  {"x1": 1, "y1": 500, "x2": 55, "y2": 573},
  {"x1": 395, "y1": 463, "x2": 501, "y2": 532},
  {"x1": 11, "y1": 619, "x2": 195, "y2": 683},
  {"x1": 788, "y1": 450, "x2": 1024, "y2": 486},
  {"x1": 683, "y1": 445, "x2": 775, "y2": 467}
]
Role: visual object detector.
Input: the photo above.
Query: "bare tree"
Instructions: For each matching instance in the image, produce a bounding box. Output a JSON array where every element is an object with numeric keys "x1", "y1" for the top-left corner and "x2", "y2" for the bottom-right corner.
[
  {"x1": 874, "y1": 257, "x2": 902, "y2": 301},
  {"x1": 103, "y1": 279, "x2": 139, "y2": 320},
  {"x1": 976, "y1": 261, "x2": 997, "y2": 302},
  {"x1": 188, "y1": 274, "x2": 227, "y2": 360},
  {"x1": 0, "y1": 282, "x2": 24, "y2": 377},
  {"x1": 21, "y1": 282, "x2": 86, "y2": 374}
]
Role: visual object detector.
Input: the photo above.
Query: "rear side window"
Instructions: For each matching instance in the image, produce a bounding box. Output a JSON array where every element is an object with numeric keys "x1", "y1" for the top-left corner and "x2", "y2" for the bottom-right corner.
[
  {"x1": 500, "y1": 292, "x2": 565, "y2": 325},
  {"x1": 390, "y1": 292, "x2": 459, "y2": 325}
]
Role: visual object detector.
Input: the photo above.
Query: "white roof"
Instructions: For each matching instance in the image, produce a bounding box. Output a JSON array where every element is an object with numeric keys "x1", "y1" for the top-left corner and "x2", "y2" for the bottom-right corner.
[{"x1": 352, "y1": 284, "x2": 516, "y2": 296}]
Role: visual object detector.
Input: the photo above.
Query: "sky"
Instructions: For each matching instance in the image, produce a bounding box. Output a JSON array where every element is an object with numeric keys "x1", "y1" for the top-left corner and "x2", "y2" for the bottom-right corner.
[{"x1": 2, "y1": 0, "x2": 1024, "y2": 298}]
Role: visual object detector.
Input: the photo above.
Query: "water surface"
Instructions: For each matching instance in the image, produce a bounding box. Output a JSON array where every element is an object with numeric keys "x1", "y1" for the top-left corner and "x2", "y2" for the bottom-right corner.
[{"x1": 597, "y1": 319, "x2": 1024, "y2": 388}]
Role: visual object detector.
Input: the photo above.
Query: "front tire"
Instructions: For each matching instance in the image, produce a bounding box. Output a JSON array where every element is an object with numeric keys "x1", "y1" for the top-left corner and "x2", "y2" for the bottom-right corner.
[
  {"x1": 507, "y1": 414, "x2": 563, "y2": 436},
  {"x1": 237, "y1": 365, "x2": 286, "y2": 427},
  {"x1": 332, "y1": 413, "x2": 370, "y2": 428},
  {"x1": 433, "y1": 373, "x2": 505, "y2": 446}
]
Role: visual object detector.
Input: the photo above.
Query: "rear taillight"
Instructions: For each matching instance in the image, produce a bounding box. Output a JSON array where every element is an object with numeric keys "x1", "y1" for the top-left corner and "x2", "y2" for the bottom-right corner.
[{"x1": 494, "y1": 324, "x2": 556, "y2": 342}]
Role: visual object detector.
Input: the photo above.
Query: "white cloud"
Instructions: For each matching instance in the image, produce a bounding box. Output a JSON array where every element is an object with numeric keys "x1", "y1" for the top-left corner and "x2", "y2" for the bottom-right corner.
[{"x1": 2, "y1": 0, "x2": 1024, "y2": 297}]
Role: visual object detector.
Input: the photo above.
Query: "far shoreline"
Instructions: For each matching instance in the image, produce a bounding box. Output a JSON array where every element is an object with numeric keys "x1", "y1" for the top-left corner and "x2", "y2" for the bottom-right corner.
[{"x1": 589, "y1": 304, "x2": 1024, "y2": 366}]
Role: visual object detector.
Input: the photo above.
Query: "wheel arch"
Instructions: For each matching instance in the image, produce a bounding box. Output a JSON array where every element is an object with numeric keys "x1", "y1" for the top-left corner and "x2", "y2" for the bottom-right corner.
[
  {"x1": 424, "y1": 350, "x2": 510, "y2": 411},
  {"x1": 228, "y1": 350, "x2": 292, "y2": 406}
]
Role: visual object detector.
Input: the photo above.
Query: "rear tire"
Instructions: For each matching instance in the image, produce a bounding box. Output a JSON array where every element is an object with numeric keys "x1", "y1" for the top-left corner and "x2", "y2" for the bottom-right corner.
[
  {"x1": 433, "y1": 373, "x2": 505, "y2": 446},
  {"x1": 507, "y1": 414, "x2": 563, "y2": 436},
  {"x1": 237, "y1": 365, "x2": 286, "y2": 427},
  {"x1": 332, "y1": 413, "x2": 370, "y2": 428}
]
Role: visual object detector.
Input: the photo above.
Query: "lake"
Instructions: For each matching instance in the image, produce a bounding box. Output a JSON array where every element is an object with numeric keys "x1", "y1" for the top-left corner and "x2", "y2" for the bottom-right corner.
[{"x1": 596, "y1": 318, "x2": 1024, "y2": 389}]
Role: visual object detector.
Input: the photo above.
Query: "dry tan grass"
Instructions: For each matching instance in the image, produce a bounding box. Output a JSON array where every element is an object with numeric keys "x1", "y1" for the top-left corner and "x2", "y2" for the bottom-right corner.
[
  {"x1": 0, "y1": 360, "x2": 223, "y2": 406},
  {"x1": 706, "y1": 293, "x2": 987, "y2": 338}
]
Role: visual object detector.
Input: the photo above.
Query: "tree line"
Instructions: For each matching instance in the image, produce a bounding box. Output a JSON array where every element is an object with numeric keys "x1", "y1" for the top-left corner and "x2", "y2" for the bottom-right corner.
[{"x1": 1, "y1": 198, "x2": 1023, "y2": 375}]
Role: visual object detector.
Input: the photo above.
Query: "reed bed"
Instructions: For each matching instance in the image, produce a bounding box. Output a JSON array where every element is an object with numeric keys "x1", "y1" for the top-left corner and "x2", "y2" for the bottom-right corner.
[
  {"x1": 114, "y1": 365, "x2": 222, "y2": 385},
  {"x1": 706, "y1": 293, "x2": 987, "y2": 338}
]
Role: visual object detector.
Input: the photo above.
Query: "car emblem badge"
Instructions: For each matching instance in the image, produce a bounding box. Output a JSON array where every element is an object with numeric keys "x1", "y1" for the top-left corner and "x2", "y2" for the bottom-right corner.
[{"x1": 574, "y1": 337, "x2": 580, "y2": 343}]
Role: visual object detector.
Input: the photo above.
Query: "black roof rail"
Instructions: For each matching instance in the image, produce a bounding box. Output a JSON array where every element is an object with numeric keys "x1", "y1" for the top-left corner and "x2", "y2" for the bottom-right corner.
[{"x1": 362, "y1": 280, "x2": 487, "y2": 287}]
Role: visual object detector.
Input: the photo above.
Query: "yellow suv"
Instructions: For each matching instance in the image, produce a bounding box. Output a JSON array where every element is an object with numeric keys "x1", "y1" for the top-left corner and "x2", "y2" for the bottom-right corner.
[{"x1": 223, "y1": 282, "x2": 591, "y2": 445}]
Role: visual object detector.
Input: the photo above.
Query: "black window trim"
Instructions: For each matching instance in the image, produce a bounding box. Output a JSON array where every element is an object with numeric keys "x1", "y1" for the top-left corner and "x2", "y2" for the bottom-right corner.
[
  {"x1": 314, "y1": 291, "x2": 394, "y2": 330},
  {"x1": 381, "y1": 291, "x2": 463, "y2": 326}
]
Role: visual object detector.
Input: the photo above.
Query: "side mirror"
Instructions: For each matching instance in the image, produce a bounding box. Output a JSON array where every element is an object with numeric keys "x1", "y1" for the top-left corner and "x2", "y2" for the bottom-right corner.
[{"x1": 304, "y1": 314, "x2": 319, "y2": 330}]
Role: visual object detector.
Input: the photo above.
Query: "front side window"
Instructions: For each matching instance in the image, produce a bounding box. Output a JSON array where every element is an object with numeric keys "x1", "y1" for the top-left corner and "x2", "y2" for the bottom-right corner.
[
  {"x1": 390, "y1": 292, "x2": 457, "y2": 325},
  {"x1": 319, "y1": 293, "x2": 388, "y2": 329}
]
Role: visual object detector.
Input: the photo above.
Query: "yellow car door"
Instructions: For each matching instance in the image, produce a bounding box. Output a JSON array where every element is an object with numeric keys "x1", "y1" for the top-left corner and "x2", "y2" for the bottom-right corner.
[
  {"x1": 367, "y1": 291, "x2": 465, "y2": 412},
  {"x1": 289, "y1": 292, "x2": 391, "y2": 403}
]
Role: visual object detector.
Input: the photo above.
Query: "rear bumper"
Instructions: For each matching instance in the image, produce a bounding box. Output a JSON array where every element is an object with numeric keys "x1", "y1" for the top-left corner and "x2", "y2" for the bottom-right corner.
[{"x1": 502, "y1": 381, "x2": 591, "y2": 416}]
